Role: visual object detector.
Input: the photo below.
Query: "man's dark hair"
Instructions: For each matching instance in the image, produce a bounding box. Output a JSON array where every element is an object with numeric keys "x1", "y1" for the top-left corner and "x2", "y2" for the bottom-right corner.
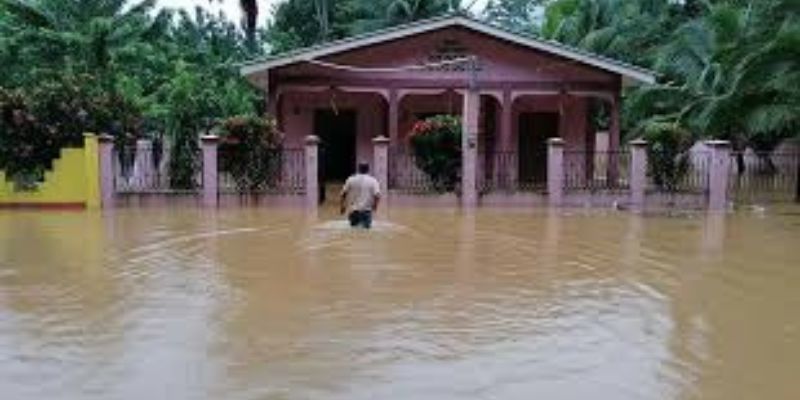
[{"x1": 358, "y1": 163, "x2": 369, "y2": 174}]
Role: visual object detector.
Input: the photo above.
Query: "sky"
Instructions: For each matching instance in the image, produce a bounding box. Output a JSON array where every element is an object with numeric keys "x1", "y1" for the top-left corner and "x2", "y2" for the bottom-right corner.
[{"x1": 158, "y1": 0, "x2": 490, "y2": 27}]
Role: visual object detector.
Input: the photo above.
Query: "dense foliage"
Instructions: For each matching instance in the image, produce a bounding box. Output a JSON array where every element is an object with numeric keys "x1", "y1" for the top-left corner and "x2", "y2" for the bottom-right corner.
[
  {"x1": 408, "y1": 115, "x2": 462, "y2": 191},
  {"x1": 218, "y1": 115, "x2": 283, "y2": 192},
  {"x1": 0, "y1": 0, "x2": 263, "y2": 187}
]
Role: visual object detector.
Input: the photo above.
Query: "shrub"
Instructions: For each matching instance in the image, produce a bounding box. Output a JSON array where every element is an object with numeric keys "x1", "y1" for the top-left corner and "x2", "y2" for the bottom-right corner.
[
  {"x1": 407, "y1": 114, "x2": 462, "y2": 192},
  {"x1": 0, "y1": 75, "x2": 142, "y2": 190},
  {"x1": 218, "y1": 115, "x2": 283, "y2": 192},
  {"x1": 641, "y1": 122, "x2": 694, "y2": 191}
]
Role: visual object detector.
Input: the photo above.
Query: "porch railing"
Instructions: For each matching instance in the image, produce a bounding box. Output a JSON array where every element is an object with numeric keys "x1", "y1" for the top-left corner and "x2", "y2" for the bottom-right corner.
[
  {"x1": 114, "y1": 141, "x2": 203, "y2": 194},
  {"x1": 218, "y1": 148, "x2": 306, "y2": 195},
  {"x1": 563, "y1": 150, "x2": 631, "y2": 191},
  {"x1": 729, "y1": 151, "x2": 799, "y2": 203}
]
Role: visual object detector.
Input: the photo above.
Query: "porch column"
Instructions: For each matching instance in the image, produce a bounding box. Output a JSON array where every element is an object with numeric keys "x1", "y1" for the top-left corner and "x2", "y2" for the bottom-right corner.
[
  {"x1": 497, "y1": 90, "x2": 514, "y2": 189},
  {"x1": 558, "y1": 91, "x2": 569, "y2": 139},
  {"x1": 305, "y1": 135, "x2": 320, "y2": 210},
  {"x1": 373, "y1": 136, "x2": 389, "y2": 216},
  {"x1": 388, "y1": 89, "x2": 399, "y2": 144},
  {"x1": 629, "y1": 139, "x2": 648, "y2": 211},
  {"x1": 98, "y1": 134, "x2": 115, "y2": 209},
  {"x1": 462, "y1": 89, "x2": 480, "y2": 208},
  {"x1": 608, "y1": 94, "x2": 621, "y2": 183},
  {"x1": 201, "y1": 135, "x2": 219, "y2": 208},
  {"x1": 707, "y1": 140, "x2": 732, "y2": 211},
  {"x1": 547, "y1": 138, "x2": 565, "y2": 207}
]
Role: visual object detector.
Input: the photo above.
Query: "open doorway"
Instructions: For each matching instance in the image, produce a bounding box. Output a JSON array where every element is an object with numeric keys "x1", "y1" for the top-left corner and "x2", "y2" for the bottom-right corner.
[
  {"x1": 518, "y1": 112, "x2": 559, "y2": 186},
  {"x1": 314, "y1": 109, "x2": 357, "y2": 203}
]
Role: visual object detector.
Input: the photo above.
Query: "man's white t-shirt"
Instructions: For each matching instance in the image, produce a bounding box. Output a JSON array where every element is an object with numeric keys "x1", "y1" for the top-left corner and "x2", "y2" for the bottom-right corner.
[{"x1": 342, "y1": 174, "x2": 381, "y2": 212}]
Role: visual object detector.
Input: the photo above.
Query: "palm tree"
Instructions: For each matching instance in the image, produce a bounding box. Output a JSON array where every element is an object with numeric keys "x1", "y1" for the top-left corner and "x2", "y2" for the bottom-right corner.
[
  {"x1": 239, "y1": 0, "x2": 258, "y2": 50},
  {"x1": 0, "y1": 0, "x2": 169, "y2": 75}
]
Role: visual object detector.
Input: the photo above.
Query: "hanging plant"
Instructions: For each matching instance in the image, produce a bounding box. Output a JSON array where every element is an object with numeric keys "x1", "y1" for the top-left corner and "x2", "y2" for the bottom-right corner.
[{"x1": 407, "y1": 114, "x2": 462, "y2": 192}]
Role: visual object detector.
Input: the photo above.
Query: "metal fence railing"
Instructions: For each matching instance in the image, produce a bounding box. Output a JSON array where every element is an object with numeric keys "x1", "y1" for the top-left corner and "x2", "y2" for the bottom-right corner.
[
  {"x1": 646, "y1": 150, "x2": 710, "y2": 194},
  {"x1": 389, "y1": 148, "x2": 450, "y2": 193},
  {"x1": 564, "y1": 150, "x2": 631, "y2": 192},
  {"x1": 478, "y1": 152, "x2": 548, "y2": 193},
  {"x1": 729, "y1": 151, "x2": 799, "y2": 204},
  {"x1": 114, "y1": 141, "x2": 203, "y2": 194},
  {"x1": 218, "y1": 148, "x2": 306, "y2": 195}
]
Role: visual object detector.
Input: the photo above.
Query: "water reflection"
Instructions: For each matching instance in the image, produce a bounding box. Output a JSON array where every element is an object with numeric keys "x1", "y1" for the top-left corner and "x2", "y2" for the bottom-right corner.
[{"x1": 0, "y1": 206, "x2": 798, "y2": 399}]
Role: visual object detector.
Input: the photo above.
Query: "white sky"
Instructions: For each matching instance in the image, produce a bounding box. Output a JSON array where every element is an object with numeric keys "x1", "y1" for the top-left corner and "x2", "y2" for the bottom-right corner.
[{"x1": 158, "y1": 0, "x2": 489, "y2": 26}]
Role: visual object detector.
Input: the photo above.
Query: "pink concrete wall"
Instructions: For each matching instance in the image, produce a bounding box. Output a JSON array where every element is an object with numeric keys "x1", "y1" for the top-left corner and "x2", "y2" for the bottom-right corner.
[
  {"x1": 511, "y1": 95, "x2": 588, "y2": 150},
  {"x1": 279, "y1": 91, "x2": 387, "y2": 168}
]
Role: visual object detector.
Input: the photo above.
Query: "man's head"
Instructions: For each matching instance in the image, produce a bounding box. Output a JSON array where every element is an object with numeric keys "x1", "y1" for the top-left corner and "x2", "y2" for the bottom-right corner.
[{"x1": 358, "y1": 163, "x2": 370, "y2": 174}]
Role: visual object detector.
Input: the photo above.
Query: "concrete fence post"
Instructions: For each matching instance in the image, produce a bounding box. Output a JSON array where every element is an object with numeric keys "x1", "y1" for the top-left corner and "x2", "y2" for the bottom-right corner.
[
  {"x1": 707, "y1": 140, "x2": 732, "y2": 211},
  {"x1": 200, "y1": 135, "x2": 219, "y2": 208},
  {"x1": 98, "y1": 134, "x2": 115, "y2": 208},
  {"x1": 373, "y1": 136, "x2": 389, "y2": 215},
  {"x1": 305, "y1": 135, "x2": 320, "y2": 210},
  {"x1": 629, "y1": 139, "x2": 648, "y2": 211},
  {"x1": 547, "y1": 138, "x2": 565, "y2": 207},
  {"x1": 461, "y1": 89, "x2": 479, "y2": 209}
]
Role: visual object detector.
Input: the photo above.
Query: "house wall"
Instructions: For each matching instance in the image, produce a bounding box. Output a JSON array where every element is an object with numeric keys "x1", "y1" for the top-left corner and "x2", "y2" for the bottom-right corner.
[{"x1": 279, "y1": 91, "x2": 387, "y2": 168}]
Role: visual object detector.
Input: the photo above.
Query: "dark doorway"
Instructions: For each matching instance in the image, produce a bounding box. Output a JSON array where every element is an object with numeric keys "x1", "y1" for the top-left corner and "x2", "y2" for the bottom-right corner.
[
  {"x1": 518, "y1": 112, "x2": 559, "y2": 186},
  {"x1": 314, "y1": 109, "x2": 357, "y2": 183}
]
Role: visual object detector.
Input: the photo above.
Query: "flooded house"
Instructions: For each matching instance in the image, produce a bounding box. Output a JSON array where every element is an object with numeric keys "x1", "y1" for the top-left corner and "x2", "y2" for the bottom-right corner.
[{"x1": 240, "y1": 14, "x2": 656, "y2": 204}]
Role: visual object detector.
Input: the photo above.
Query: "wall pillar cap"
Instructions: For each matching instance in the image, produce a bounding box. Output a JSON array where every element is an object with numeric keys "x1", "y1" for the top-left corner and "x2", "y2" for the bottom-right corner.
[
  {"x1": 201, "y1": 135, "x2": 220, "y2": 143},
  {"x1": 629, "y1": 138, "x2": 648, "y2": 146},
  {"x1": 83, "y1": 132, "x2": 97, "y2": 138},
  {"x1": 305, "y1": 135, "x2": 320, "y2": 145},
  {"x1": 705, "y1": 139, "x2": 732, "y2": 147},
  {"x1": 98, "y1": 134, "x2": 114, "y2": 143},
  {"x1": 373, "y1": 136, "x2": 390, "y2": 145},
  {"x1": 547, "y1": 137, "x2": 565, "y2": 146}
]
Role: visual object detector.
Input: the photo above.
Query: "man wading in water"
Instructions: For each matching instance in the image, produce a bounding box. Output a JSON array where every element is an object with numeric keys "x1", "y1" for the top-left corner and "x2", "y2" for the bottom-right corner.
[{"x1": 340, "y1": 163, "x2": 381, "y2": 229}]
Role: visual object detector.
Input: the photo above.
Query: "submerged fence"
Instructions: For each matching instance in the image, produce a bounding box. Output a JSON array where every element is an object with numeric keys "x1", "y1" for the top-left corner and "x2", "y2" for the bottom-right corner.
[
  {"x1": 218, "y1": 148, "x2": 306, "y2": 195},
  {"x1": 563, "y1": 150, "x2": 631, "y2": 191},
  {"x1": 729, "y1": 151, "x2": 800, "y2": 203},
  {"x1": 100, "y1": 135, "x2": 799, "y2": 209},
  {"x1": 478, "y1": 151, "x2": 548, "y2": 193},
  {"x1": 114, "y1": 140, "x2": 203, "y2": 193},
  {"x1": 646, "y1": 150, "x2": 711, "y2": 195},
  {"x1": 389, "y1": 148, "x2": 449, "y2": 194}
]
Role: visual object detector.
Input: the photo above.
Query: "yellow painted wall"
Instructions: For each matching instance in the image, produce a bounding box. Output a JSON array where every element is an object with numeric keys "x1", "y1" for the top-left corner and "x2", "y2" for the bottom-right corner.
[{"x1": 0, "y1": 135, "x2": 101, "y2": 208}]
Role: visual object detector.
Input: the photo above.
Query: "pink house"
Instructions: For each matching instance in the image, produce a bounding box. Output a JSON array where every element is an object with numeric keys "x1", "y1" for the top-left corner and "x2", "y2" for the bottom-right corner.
[{"x1": 241, "y1": 15, "x2": 655, "y2": 205}]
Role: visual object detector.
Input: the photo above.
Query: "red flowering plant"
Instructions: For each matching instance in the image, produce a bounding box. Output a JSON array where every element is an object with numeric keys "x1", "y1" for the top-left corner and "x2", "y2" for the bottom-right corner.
[
  {"x1": 407, "y1": 114, "x2": 462, "y2": 192},
  {"x1": 218, "y1": 115, "x2": 284, "y2": 192}
]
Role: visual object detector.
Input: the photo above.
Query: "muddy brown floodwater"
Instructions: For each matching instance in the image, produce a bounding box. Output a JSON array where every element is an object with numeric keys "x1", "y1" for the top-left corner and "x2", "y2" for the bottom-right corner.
[{"x1": 0, "y1": 206, "x2": 799, "y2": 400}]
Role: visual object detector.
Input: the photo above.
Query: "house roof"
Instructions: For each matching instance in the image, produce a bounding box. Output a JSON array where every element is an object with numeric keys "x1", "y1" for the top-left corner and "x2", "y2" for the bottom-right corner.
[{"x1": 241, "y1": 14, "x2": 657, "y2": 86}]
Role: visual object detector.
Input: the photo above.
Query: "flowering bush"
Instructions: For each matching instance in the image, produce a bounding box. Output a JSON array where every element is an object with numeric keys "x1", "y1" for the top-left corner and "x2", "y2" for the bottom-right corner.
[
  {"x1": 218, "y1": 115, "x2": 284, "y2": 192},
  {"x1": 408, "y1": 114, "x2": 462, "y2": 192}
]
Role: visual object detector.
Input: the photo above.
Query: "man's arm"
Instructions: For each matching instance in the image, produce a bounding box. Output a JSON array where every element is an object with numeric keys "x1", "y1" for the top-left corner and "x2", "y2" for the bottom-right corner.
[{"x1": 372, "y1": 179, "x2": 381, "y2": 212}]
